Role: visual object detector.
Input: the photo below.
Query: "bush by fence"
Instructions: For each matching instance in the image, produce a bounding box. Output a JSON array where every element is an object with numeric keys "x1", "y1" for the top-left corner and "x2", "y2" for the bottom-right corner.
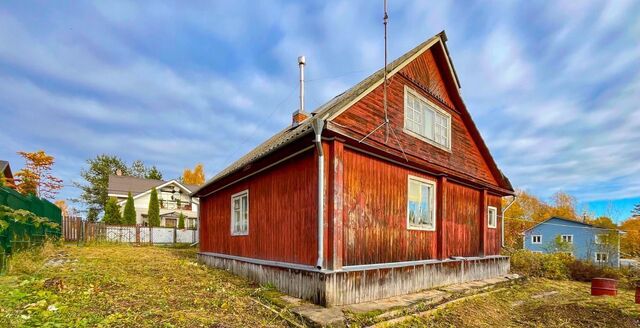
[{"x1": 0, "y1": 186, "x2": 61, "y2": 272}]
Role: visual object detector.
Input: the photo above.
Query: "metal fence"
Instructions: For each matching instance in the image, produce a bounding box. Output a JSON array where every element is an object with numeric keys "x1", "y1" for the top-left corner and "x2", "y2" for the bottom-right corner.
[
  {"x1": 0, "y1": 186, "x2": 62, "y2": 272},
  {"x1": 63, "y1": 217, "x2": 198, "y2": 245}
]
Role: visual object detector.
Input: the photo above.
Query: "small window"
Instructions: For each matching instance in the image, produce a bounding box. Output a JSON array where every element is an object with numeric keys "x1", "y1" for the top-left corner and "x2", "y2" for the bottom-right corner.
[
  {"x1": 164, "y1": 218, "x2": 177, "y2": 228},
  {"x1": 561, "y1": 235, "x2": 573, "y2": 244},
  {"x1": 595, "y1": 234, "x2": 606, "y2": 245},
  {"x1": 532, "y1": 251, "x2": 543, "y2": 254},
  {"x1": 595, "y1": 252, "x2": 609, "y2": 263},
  {"x1": 488, "y1": 206, "x2": 497, "y2": 229},
  {"x1": 407, "y1": 176, "x2": 436, "y2": 231},
  {"x1": 404, "y1": 86, "x2": 451, "y2": 150},
  {"x1": 532, "y1": 235, "x2": 542, "y2": 244},
  {"x1": 231, "y1": 190, "x2": 249, "y2": 235}
]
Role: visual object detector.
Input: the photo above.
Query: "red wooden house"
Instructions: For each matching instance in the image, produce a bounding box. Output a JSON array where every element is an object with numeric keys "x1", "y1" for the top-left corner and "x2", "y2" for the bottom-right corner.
[{"x1": 193, "y1": 31, "x2": 514, "y2": 306}]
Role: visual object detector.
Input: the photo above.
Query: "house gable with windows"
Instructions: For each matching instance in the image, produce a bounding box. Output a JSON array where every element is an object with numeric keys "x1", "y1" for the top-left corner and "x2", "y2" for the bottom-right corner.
[
  {"x1": 194, "y1": 31, "x2": 514, "y2": 306},
  {"x1": 107, "y1": 175, "x2": 199, "y2": 228},
  {"x1": 523, "y1": 217, "x2": 621, "y2": 267}
]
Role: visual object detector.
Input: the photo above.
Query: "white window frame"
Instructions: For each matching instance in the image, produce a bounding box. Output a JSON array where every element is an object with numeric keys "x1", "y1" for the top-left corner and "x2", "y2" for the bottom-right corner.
[
  {"x1": 531, "y1": 235, "x2": 542, "y2": 244},
  {"x1": 406, "y1": 175, "x2": 437, "y2": 231},
  {"x1": 403, "y1": 86, "x2": 452, "y2": 151},
  {"x1": 230, "y1": 190, "x2": 249, "y2": 236},
  {"x1": 595, "y1": 234, "x2": 606, "y2": 245},
  {"x1": 487, "y1": 206, "x2": 498, "y2": 229},
  {"x1": 595, "y1": 252, "x2": 609, "y2": 263},
  {"x1": 561, "y1": 234, "x2": 573, "y2": 244}
]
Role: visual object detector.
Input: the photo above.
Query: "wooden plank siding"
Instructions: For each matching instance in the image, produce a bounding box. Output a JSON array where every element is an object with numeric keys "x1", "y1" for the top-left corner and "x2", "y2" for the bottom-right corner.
[
  {"x1": 332, "y1": 47, "x2": 499, "y2": 188},
  {"x1": 340, "y1": 147, "x2": 502, "y2": 265},
  {"x1": 486, "y1": 194, "x2": 503, "y2": 255},
  {"x1": 442, "y1": 181, "x2": 481, "y2": 257},
  {"x1": 199, "y1": 150, "x2": 318, "y2": 266},
  {"x1": 342, "y1": 147, "x2": 438, "y2": 266}
]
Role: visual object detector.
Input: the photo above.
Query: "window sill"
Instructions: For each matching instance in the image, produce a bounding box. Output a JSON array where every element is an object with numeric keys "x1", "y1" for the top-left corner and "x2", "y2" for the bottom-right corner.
[
  {"x1": 407, "y1": 225, "x2": 436, "y2": 232},
  {"x1": 402, "y1": 128, "x2": 452, "y2": 153}
]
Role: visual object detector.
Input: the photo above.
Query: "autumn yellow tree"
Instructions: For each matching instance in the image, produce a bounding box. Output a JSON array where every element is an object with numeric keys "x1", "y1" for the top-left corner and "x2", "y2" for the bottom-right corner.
[
  {"x1": 588, "y1": 216, "x2": 617, "y2": 229},
  {"x1": 14, "y1": 150, "x2": 63, "y2": 199},
  {"x1": 548, "y1": 191, "x2": 578, "y2": 220},
  {"x1": 620, "y1": 216, "x2": 640, "y2": 257},
  {"x1": 54, "y1": 199, "x2": 69, "y2": 217},
  {"x1": 182, "y1": 163, "x2": 205, "y2": 185},
  {"x1": 503, "y1": 190, "x2": 552, "y2": 249}
]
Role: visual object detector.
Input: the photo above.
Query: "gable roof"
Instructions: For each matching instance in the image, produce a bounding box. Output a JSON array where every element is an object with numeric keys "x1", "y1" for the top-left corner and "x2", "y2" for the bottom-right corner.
[
  {"x1": 117, "y1": 179, "x2": 198, "y2": 205},
  {"x1": 193, "y1": 31, "x2": 512, "y2": 196},
  {"x1": 523, "y1": 217, "x2": 597, "y2": 233},
  {"x1": 108, "y1": 175, "x2": 199, "y2": 196},
  {"x1": 0, "y1": 160, "x2": 12, "y2": 178}
]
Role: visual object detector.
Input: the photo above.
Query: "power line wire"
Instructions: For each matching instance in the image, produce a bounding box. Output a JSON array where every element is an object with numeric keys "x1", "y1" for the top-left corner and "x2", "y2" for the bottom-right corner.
[{"x1": 217, "y1": 86, "x2": 297, "y2": 169}]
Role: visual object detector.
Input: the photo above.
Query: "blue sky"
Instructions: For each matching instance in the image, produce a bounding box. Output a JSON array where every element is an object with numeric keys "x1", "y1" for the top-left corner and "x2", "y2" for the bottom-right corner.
[{"x1": 0, "y1": 1, "x2": 638, "y2": 222}]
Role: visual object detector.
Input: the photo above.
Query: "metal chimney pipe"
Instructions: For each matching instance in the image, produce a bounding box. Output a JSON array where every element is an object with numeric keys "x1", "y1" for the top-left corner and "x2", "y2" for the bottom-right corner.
[{"x1": 298, "y1": 55, "x2": 306, "y2": 112}]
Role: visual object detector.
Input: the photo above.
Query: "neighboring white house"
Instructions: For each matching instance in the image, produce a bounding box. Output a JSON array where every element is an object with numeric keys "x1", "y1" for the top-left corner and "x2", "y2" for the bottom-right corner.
[{"x1": 107, "y1": 174, "x2": 199, "y2": 228}]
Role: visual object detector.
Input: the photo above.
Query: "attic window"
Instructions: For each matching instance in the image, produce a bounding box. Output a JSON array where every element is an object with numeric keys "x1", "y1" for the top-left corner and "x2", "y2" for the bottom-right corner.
[{"x1": 404, "y1": 86, "x2": 451, "y2": 150}]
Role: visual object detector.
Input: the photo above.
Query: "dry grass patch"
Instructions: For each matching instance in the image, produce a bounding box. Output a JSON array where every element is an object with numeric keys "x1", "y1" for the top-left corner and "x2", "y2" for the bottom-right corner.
[
  {"x1": 399, "y1": 278, "x2": 640, "y2": 327},
  {"x1": 0, "y1": 243, "x2": 292, "y2": 327}
]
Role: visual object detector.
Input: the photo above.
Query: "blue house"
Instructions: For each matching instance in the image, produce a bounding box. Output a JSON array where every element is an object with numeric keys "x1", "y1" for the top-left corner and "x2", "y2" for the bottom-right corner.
[{"x1": 523, "y1": 217, "x2": 621, "y2": 267}]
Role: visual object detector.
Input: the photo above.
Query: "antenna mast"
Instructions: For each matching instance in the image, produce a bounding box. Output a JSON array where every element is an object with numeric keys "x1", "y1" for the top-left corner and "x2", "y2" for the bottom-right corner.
[
  {"x1": 383, "y1": 0, "x2": 389, "y2": 142},
  {"x1": 357, "y1": 0, "x2": 408, "y2": 161}
]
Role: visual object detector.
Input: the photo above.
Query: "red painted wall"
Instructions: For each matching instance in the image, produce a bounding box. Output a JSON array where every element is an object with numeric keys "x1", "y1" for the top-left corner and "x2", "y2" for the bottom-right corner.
[
  {"x1": 442, "y1": 181, "x2": 481, "y2": 257},
  {"x1": 485, "y1": 194, "x2": 503, "y2": 255},
  {"x1": 199, "y1": 150, "x2": 318, "y2": 266},
  {"x1": 342, "y1": 148, "x2": 438, "y2": 265},
  {"x1": 339, "y1": 147, "x2": 502, "y2": 265},
  {"x1": 332, "y1": 47, "x2": 499, "y2": 188}
]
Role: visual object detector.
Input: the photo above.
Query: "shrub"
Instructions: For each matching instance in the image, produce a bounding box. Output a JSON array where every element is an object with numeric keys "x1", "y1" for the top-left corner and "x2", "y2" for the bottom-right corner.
[
  {"x1": 510, "y1": 249, "x2": 572, "y2": 279},
  {"x1": 567, "y1": 260, "x2": 619, "y2": 282}
]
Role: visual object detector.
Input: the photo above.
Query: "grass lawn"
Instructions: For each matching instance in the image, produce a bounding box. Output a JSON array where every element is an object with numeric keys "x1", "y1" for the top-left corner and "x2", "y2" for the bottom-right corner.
[
  {"x1": 0, "y1": 243, "x2": 291, "y2": 327},
  {"x1": 398, "y1": 278, "x2": 640, "y2": 327}
]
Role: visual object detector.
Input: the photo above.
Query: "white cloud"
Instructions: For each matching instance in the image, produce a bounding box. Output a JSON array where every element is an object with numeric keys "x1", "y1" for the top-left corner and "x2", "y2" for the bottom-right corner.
[{"x1": 0, "y1": 0, "x2": 638, "y2": 211}]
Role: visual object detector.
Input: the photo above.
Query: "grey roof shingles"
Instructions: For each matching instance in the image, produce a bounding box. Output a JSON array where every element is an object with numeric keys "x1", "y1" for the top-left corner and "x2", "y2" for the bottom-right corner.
[{"x1": 108, "y1": 175, "x2": 199, "y2": 196}]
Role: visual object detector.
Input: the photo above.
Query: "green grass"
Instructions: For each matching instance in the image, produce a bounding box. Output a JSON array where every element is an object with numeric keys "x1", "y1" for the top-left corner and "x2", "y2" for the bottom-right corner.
[
  {"x1": 398, "y1": 278, "x2": 640, "y2": 327},
  {"x1": 0, "y1": 243, "x2": 291, "y2": 327}
]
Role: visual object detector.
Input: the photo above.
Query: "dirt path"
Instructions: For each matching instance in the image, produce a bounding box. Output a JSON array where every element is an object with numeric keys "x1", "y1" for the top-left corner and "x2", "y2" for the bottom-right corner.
[{"x1": 0, "y1": 243, "x2": 290, "y2": 327}]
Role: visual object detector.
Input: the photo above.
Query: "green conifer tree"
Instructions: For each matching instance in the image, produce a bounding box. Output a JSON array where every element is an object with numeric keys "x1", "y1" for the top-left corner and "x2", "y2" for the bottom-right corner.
[
  {"x1": 148, "y1": 187, "x2": 160, "y2": 227},
  {"x1": 103, "y1": 197, "x2": 122, "y2": 225},
  {"x1": 123, "y1": 192, "x2": 137, "y2": 225},
  {"x1": 178, "y1": 212, "x2": 185, "y2": 229}
]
